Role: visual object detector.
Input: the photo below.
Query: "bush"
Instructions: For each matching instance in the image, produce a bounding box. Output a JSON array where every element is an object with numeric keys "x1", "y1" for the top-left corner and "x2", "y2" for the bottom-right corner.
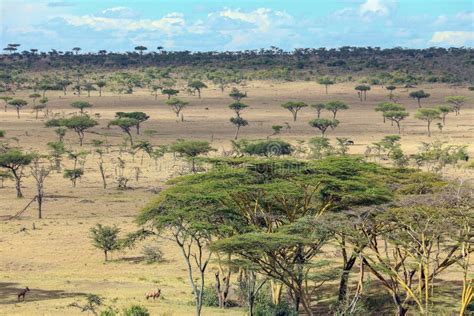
[
  {"x1": 201, "y1": 286, "x2": 219, "y2": 307},
  {"x1": 122, "y1": 305, "x2": 150, "y2": 316},
  {"x1": 142, "y1": 244, "x2": 164, "y2": 263},
  {"x1": 0, "y1": 130, "x2": 4, "y2": 138},
  {"x1": 254, "y1": 301, "x2": 297, "y2": 316}
]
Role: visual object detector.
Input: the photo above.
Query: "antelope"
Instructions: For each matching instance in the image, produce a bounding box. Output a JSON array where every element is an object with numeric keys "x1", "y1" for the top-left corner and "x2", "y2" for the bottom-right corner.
[
  {"x1": 146, "y1": 288, "x2": 161, "y2": 300},
  {"x1": 17, "y1": 287, "x2": 30, "y2": 301}
]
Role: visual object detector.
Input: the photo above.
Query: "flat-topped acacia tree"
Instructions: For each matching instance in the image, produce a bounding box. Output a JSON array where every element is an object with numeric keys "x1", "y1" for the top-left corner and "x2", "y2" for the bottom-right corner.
[
  {"x1": 311, "y1": 103, "x2": 326, "y2": 118},
  {"x1": 96, "y1": 80, "x2": 106, "y2": 97},
  {"x1": 374, "y1": 102, "x2": 405, "y2": 123},
  {"x1": 115, "y1": 112, "x2": 149, "y2": 134},
  {"x1": 169, "y1": 139, "x2": 215, "y2": 173},
  {"x1": 309, "y1": 118, "x2": 339, "y2": 136},
  {"x1": 229, "y1": 87, "x2": 247, "y2": 101},
  {"x1": 437, "y1": 105, "x2": 453, "y2": 125},
  {"x1": 281, "y1": 101, "x2": 308, "y2": 121},
  {"x1": 0, "y1": 149, "x2": 34, "y2": 198},
  {"x1": 48, "y1": 116, "x2": 98, "y2": 146},
  {"x1": 325, "y1": 101, "x2": 349, "y2": 119},
  {"x1": 162, "y1": 88, "x2": 179, "y2": 99},
  {"x1": 29, "y1": 93, "x2": 41, "y2": 106},
  {"x1": 445, "y1": 96, "x2": 468, "y2": 115},
  {"x1": 8, "y1": 99, "x2": 28, "y2": 118},
  {"x1": 188, "y1": 80, "x2": 207, "y2": 98},
  {"x1": 318, "y1": 77, "x2": 334, "y2": 94},
  {"x1": 109, "y1": 118, "x2": 138, "y2": 146},
  {"x1": 228, "y1": 102, "x2": 248, "y2": 117},
  {"x1": 71, "y1": 101, "x2": 93, "y2": 115},
  {"x1": 355, "y1": 85, "x2": 370, "y2": 101},
  {"x1": 415, "y1": 108, "x2": 441, "y2": 137},
  {"x1": 383, "y1": 110, "x2": 409, "y2": 134},
  {"x1": 0, "y1": 96, "x2": 12, "y2": 112},
  {"x1": 166, "y1": 98, "x2": 188, "y2": 119},
  {"x1": 386, "y1": 85, "x2": 397, "y2": 100},
  {"x1": 409, "y1": 90, "x2": 430, "y2": 108}
]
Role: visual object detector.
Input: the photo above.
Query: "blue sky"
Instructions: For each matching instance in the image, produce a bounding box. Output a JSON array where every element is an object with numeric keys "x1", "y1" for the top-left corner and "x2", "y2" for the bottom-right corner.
[{"x1": 1, "y1": 0, "x2": 473, "y2": 52}]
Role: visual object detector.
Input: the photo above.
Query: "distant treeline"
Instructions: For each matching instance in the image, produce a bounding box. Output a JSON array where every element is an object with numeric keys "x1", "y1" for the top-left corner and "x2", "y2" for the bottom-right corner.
[{"x1": 1, "y1": 46, "x2": 473, "y2": 83}]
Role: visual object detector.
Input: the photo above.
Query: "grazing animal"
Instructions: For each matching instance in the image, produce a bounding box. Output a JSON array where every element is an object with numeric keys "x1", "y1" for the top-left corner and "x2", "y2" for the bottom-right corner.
[
  {"x1": 347, "y1": 140, "x2": 354, "y2": 145},
  {"x1": 17, "y1": 287, "x2": 30, "y2": 301},
  {"x1": 146, "y1": 288, "x2": 161, "y2": 300}
]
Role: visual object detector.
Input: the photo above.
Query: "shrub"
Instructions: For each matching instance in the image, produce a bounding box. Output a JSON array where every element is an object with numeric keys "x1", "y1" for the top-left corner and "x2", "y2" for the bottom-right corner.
[
  {"x1": 122, "y1": 305, "x2": 150, "y2": 316},
  {"x1": 201, "y1": 286, "x2": 219, "y2": 307},
  {"x1": 0, "y1": 130, "x2": 4, "y2": 138},
  {"x1": 142, "y1": 244, "x2": 164, "y2": 263}
]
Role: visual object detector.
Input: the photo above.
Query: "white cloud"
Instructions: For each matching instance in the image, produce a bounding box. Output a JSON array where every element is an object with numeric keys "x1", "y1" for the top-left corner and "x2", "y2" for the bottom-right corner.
[
  {"x1": 60, "y1": 12, "x2": 185, "y2": 35},
  {"x1": 218, "y1": 8, "x2": 292, "y2": 32},
  {"x1": 101, "y1": 7, "x2": 137, "y2": 18},
  {"x1": 430, "y1": 31, "x2": 474, "y2": 46},
  {"x1": 360, "y1": 0, "x2": 393, "y2": 16}
]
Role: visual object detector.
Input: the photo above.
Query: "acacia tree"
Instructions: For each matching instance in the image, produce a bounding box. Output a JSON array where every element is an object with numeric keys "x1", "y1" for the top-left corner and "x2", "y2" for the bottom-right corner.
[
  {"x1": 115, "y1": 112, "x2": 149, "y2": 134},
  {"x1": 30, "y1": 156, "x2": 50, "y2": 219},
  {"x1": 89, "y1": 224, "x2": 120, "y2": 261},
  {"x1": 96, "y1": 80, "x2": 106, "y2": 97},
  {"x1": 109, "y1": 118, "x2": 138, "y2": 146},
  {"x1": 437, "y1": 104, "x2": 453, "y2": 125},
  {"x1": 166, "y1": 98, "x2": 188, "y2": 118},
  {"x1": 188, "y1": 80, "x2": 207, "y2": 98},
  {"x1": 375, "y1": 102, "x2": 405, "y2": 123},
  {"x1": 355, "y1": 85, "x2": 370, "y2": 101},
  {"x1": 8, "y1": 99, "x2": 28, "y2": 118},
  {"x1": 229, "y1": 87, "x2": 247, "y2": 101},
  {"x1": 311, "y1": 103, "x2": 325, "y2": 118},
  {"x1": 0, "y1": 149, "x2": 34, "y2": 198},
  {"x1": 162, "y1": 88, "x2": 179, "y2": 99},
  {"x1": 410, "y1": 90, "x2": 430, "y2": 108},
  {"x1": 61, "y1": 116, "x2": 98, "y2": 146},
  {"x1": 0, "y1": 96, "x2": 12, "y2": 112},
  {"x1": 169, "y1": 140, "x2": 214, "y2": 173},
  {"x1": 325, "y1": 101, "x2": 349, "y2": 119},
  {"x1": 83, "y1": 82, "x2": 96, "y2": 97},
  {"x1": 318, "y1": 77, "x2": 334, "y2": 94},
  {"x1": 230, "y1": 116, "x2": 248, "y2": 140},
  {"x1": 445, "y1": 96, "x2": 468, "y2": 115},
  {"x1": 71, "y1": 101, "x2": 93, "y2": 115},
  {"x1": 415, "y1": 108, "x2": 441, "y2": 137},
  {"x1": 29, "y1": 93, "x2": 41, "y2": 107},
  {"x1": 228, "y1": 102, "x2": 248, "y2": 117},
  {"x1": 383, "y1": 111, "x2": 409, "y2": 134},
  {"x1": 33, "y1": 97, "x2": 48, "y2": 120},
  {"x1": 309, "y1": 118, "x2": 339, "y2": 136},
  {"x1": 281, "y1": 101, "x2": 308, "y2": 121},
  {"x1": 134, "y1": 45, "x2": 147, "y2": 55},
  {"x1": 386, "y1": 85, "x2": 397, "y2": 100}
]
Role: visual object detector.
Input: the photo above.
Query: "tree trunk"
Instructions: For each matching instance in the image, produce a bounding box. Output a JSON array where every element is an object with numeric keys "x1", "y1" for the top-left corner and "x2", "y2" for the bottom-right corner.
[
  {"x1": 13, "y1": 171, "x2": 22, "y2": 198},
  {"x1": 16, "y1": 107, "x2": 20, "y2": 119},
  {"x1": 338, "y1": 255, "x2": 357, "y2": 303},
  {"x1": 234, "y1": 126, "x2": 240, "y2": 140},
  {"x1": 292, "y1": 111, "x2": 297, "y2": 122},
  {"x1": 427, "y1": 121, "x2": 431, "y2": 137},
  {"x1": 104, "y1": 250, "x2": 108, "y2": 261}
]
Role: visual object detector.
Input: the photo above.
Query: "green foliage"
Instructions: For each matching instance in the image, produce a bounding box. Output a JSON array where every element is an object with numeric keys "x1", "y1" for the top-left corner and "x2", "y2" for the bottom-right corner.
[
  {"x1": 122, "y1": 304, "x2": 150, "y2": 316},
  {"x1": 200, "y1": 286, "x2": 219, "y2": 307},
  {"x1": 166, "y1": 98, "x2": 187, "y2": 117},
  {"x1": 229, "y1": 87, "x2": 247, "y2": 101},
  {"x1": 0, "y1": 130, "x2": 4, "y2": 138},
  {"x1": 325, "y1": 101, "x2": 349, "y2": 119},
  {"x1": 409, "y1": 90, "x2": 430, "y2": 107},
  {"x1": 71, "y1": 101, "x2": 93, "y2": 113},
  {"x1": 228, "y1": 102, "x2": 248, "y2": 116},
  {"x1": 89, "y1": 224, "x2": 121, "y2": 261},
  {"x1": 169, "y1": 139, "x2": 215, "y2": 172},
  {"x1": 414, "y1": 108, "x2": 441, "y2": 136},
  {"x1": 162, "y1": 88, "x2": 179, "y2": 99},
  {"x1": 445, "y1": 95, "x2": 468, "y2": 115},
  {"x1": 309, "y1": 118, "x2": 339, "y2": 136},
  {"x1": 309, "y1": 137, "x2": 333, "y2": 159},
  {"x1": 234, "y1": 139, "x2": 293, "y2": 157},
  {"x1": 142, "y1": 244, "x2": 164, "y2": 264},
  {"x1": 0, "y1": 149, "x2": 34, "y2": 169},
  {"x1": 281, "y1": 101, "x2": 308, "y2": 121}
]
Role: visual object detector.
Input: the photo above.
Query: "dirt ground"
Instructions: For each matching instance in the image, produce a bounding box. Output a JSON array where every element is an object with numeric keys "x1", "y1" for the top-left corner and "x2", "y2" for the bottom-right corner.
[{"x1": 0, "y1": 81, "x2": 473, "y2": 315}]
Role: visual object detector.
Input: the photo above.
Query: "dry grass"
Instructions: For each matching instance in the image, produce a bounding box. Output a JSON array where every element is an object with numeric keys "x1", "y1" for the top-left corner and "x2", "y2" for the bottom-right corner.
[{"x1": 0, "y1": 81, "x2": 473, "y2": 315}]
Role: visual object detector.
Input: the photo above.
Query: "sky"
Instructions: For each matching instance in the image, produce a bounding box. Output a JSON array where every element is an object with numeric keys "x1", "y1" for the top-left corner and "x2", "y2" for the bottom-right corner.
[{"x1": 0, "y1": 0, "x2": 473, "y2": 53}]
